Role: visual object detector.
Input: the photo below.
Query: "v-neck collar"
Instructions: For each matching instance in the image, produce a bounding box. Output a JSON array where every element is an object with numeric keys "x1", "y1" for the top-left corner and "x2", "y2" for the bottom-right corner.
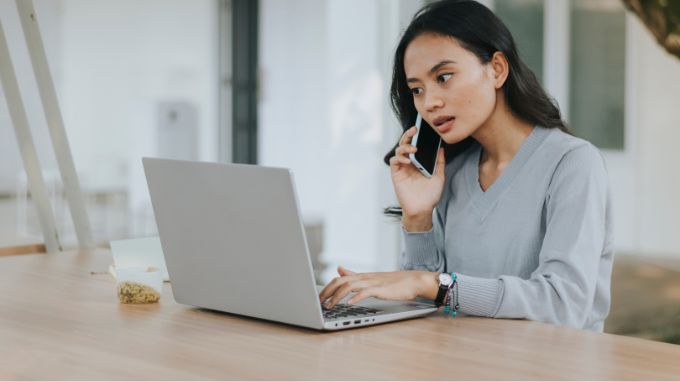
[{"x1": 464, "y1": 126, "x2": 551, "y2": 220}]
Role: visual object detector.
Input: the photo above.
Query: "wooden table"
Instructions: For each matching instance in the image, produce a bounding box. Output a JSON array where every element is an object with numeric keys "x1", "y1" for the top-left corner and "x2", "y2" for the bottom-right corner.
[{"x1": 2, "y1": 250, "x2": 680, "y2": 380}]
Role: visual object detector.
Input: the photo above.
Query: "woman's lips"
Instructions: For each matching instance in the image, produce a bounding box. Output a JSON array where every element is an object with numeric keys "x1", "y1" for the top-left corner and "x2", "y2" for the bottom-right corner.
[{"x1": 435, "y1": 118, "x2": 455, "y2": 134}]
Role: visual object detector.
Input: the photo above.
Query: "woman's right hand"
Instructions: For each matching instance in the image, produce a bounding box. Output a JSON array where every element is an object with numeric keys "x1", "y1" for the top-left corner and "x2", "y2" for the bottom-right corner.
[{"x1": 389, "y1": 126, "x2": 446, "y2": 232}]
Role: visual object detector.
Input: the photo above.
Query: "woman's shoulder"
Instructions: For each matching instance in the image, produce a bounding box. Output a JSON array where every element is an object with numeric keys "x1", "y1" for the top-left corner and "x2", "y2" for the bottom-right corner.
[
  {"x1": 542, "y1": 126, "x2": 591, "y2": 151},
  {"x1": 541, "y1": 127, "x2": 606, "y2": 169},
  {"x1": 540, "y1": 127, "x2": 609, "y2": 186}
]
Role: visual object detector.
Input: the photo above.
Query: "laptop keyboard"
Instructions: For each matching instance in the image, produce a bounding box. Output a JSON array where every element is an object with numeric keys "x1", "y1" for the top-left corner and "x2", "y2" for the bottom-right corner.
[{"x1": 322, "y1": 304, "x2": 383, "y2": 320}]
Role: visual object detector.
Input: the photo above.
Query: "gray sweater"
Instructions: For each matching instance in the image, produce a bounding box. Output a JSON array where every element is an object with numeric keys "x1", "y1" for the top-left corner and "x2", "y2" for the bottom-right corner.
[{"x1": 401, "y1": 126, "x2": 614, "y2": 331}]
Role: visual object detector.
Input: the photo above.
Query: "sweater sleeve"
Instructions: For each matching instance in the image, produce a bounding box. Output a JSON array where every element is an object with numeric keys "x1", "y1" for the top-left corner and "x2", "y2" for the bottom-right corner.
[
  {"x1": 400, "y1": 208, "x2": 446, "y2": 273},
  {"x1": 455, "y1": 144, "x2": 610, "y2": 327}
]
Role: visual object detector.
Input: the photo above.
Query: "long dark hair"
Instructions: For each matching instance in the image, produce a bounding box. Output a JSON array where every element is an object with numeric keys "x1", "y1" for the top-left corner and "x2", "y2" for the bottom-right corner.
[{"x1": 383, "y1": 0, "x2": 569, "y2": 167}]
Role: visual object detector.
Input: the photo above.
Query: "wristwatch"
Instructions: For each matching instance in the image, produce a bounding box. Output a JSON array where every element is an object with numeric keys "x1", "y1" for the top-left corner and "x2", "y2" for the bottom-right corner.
[{"x1": 434, "y1": 272, "x2": 453, "y2": 307}]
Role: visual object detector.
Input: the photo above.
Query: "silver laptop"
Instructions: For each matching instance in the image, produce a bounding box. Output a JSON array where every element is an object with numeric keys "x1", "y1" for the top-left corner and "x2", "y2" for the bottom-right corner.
[{"x1": 142, "y1": 158, "x2": 437, "y2": 331}]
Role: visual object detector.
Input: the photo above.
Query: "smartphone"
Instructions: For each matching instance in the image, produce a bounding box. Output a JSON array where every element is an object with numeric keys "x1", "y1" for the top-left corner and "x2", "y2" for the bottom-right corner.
[{"x1": 409, "y1": 114, "x2": 442, "y2": 178}]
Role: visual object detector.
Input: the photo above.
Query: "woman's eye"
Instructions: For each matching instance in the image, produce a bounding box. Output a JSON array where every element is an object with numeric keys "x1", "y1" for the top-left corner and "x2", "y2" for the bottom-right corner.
[
  {"x1": 410, "y1": 87, "x2": 423, "y2": 95},
  {"x1": 437, "y1": 73, "x2": 453, "y2": 83}
]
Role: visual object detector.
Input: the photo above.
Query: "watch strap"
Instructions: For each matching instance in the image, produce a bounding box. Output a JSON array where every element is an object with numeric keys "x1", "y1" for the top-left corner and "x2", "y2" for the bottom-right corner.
[{"x1": 434, "y1": 275, "x2": 448, "y2": 307}]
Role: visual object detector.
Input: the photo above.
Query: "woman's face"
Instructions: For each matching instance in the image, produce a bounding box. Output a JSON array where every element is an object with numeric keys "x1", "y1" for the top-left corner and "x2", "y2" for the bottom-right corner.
[{"x1": 403, "y1": 33, "x2": 498, "y2": 144}]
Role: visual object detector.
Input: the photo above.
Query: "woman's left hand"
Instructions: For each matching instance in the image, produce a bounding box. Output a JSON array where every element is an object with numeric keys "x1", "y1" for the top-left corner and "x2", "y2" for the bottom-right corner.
[{"x1": 318, "y1": 266, "x2": 437, "y2": 309}]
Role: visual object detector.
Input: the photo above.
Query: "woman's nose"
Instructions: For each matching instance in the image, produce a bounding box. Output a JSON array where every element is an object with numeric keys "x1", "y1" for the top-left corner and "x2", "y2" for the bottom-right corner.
[{"x1": 423, "y1": 91, "x2": 444, "y2": 112}]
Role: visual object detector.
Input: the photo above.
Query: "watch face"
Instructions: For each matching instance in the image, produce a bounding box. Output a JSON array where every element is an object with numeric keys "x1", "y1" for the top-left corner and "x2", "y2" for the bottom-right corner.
[{"x1": 438, "y1": 273, "x2": 453, "y2": 286}]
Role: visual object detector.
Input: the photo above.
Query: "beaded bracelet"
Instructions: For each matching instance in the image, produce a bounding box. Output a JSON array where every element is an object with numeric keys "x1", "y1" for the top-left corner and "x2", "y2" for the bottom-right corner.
[{"x1": 443, "y1": 273, "x2": 459, "y2": 317}]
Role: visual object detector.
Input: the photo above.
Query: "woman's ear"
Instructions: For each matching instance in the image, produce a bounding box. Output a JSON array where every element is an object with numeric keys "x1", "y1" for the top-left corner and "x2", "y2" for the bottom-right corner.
[{"x1": 490, "y1": 51, "x2": 509, "y2": 89}]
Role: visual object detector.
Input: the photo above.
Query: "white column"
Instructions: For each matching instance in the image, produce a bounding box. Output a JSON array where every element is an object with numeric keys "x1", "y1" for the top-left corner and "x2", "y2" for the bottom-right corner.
[{"x1": 543, "y1": 0, "x2": 570, "y2": 120}]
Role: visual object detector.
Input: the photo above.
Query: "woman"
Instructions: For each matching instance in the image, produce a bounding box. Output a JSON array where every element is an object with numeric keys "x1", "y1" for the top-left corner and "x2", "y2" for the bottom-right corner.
[{"x1": 319, "y1": 0, "x2": 613, "y2": 331}]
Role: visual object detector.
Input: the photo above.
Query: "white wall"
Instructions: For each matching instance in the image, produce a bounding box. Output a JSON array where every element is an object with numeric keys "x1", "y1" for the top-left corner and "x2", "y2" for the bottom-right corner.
[
  {"x1": 57, "y1": 0, "x2": 219, "y2": 186},
  {"x1": 1, "y1": 0, "x2": 219, "y2": 187},
  {"x1": 0, "y1": 0, "x2": 218, "y2": 241},
  {"x1": 624, "y1": 15, "x2": 680, "y2": 256},
  {"x1": 598, "y1": 13, "x2": 680, "y2": 258}
]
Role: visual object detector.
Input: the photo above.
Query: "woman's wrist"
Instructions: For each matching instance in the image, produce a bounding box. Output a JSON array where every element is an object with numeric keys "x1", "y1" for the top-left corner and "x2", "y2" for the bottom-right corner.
[
  {"x1": 417, "y1": 271, "x2": 440, "y2": 300},
  {"x1": 402, "y1": 212, "x2": 433, "y2": 232}
]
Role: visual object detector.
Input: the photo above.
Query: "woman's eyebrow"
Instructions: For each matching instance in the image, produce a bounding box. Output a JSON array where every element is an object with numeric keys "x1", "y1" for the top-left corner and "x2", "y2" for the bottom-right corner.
[{"x1": 407, "y1": 60, "x2": 457, "y2": 83}]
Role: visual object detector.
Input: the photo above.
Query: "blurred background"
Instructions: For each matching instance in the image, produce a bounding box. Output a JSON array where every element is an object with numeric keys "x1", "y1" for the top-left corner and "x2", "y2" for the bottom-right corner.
[{"x1": 1, "y1": 0, "x2": 679, "y2": 343}]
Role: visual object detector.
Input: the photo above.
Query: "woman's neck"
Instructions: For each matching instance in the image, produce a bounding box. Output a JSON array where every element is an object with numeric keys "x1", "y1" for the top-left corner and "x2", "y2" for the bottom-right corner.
[{"x1": 472, "y1": 94, "x2": 534, "y2": 167}]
